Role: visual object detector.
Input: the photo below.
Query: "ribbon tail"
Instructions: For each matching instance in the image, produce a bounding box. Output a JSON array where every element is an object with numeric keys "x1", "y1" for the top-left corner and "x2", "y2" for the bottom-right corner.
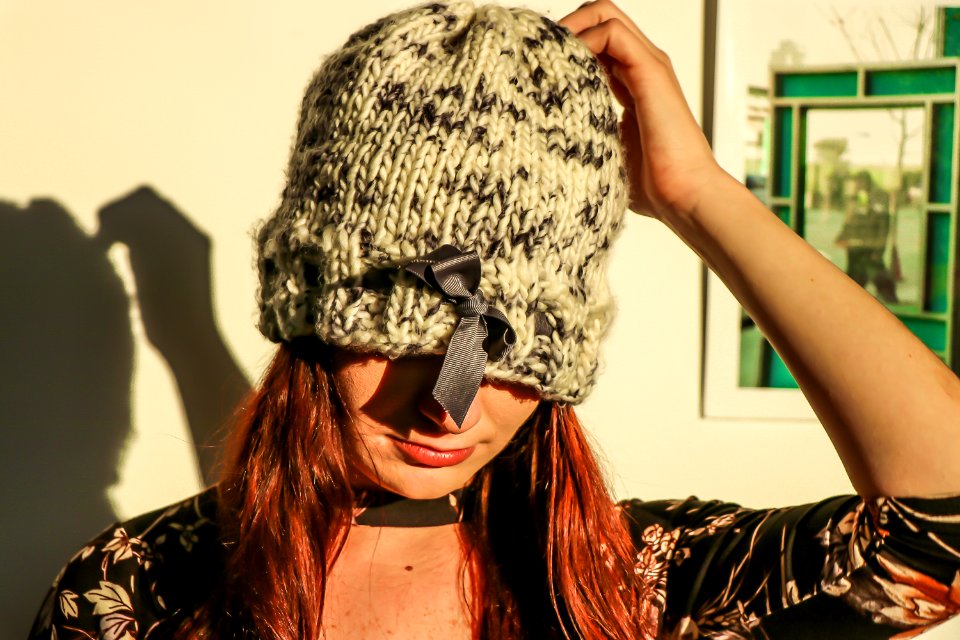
[{"x1": 433, "y1": 316, "x2": 488, "y2": 429}]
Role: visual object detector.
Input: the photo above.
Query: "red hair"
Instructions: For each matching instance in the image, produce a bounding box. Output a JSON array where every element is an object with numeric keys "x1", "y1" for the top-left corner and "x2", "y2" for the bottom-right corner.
[{"x1": 175, "y1": 340, "x2": 650, "y2": 638}]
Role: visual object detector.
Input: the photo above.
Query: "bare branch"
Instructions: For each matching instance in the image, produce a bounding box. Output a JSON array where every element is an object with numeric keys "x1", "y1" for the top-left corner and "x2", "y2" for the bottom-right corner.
[
  {"x1": 883, "y1": 108, "x2": 905, "y2": 126},
  {"x1": 911, "y1": 6, "x2": 930, "y2": 59},
  {"x1": 877, "y1": 14, "x2": 901, "y2": 60},
  {"x1": 925, "y1": 32, "x2": 935, "y2": 58},
  {"x1": 869, "y1": 27, "x2": 886, "y2": 60},
  {"x1": 828, "y1": 5, "x2": 863, "y2": 61}
]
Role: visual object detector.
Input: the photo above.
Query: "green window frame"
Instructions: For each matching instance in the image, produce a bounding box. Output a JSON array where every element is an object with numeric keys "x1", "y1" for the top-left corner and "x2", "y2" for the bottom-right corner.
[{"x1": 744, "y1": 59, "x2": 960, "y2": 388}]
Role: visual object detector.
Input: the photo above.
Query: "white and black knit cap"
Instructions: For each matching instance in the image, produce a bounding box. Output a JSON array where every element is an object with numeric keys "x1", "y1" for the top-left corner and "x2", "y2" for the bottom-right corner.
[{"x1": 256, "y1": 0, "x2": 629, "y2": 424}]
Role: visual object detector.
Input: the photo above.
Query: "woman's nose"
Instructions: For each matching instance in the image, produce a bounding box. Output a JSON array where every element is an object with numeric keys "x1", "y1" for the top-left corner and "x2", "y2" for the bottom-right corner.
[{"x1": 417, "y1": 387, "x2": 481, "y2": 433}]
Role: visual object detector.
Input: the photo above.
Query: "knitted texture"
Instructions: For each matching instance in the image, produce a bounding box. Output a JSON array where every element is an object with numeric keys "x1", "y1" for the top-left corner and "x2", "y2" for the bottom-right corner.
[{"x1": 256, "y1": 0, "x2": 629, "y2": 403}]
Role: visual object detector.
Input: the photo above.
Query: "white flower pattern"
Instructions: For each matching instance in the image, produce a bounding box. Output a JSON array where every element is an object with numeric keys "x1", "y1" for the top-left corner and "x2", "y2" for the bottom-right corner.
[
  {"x1": 57, "y1": 590, "x2": 79, "y2": 619},
  {"x1": 26, "y1": 487, "x2": 960, "y2": 639}
]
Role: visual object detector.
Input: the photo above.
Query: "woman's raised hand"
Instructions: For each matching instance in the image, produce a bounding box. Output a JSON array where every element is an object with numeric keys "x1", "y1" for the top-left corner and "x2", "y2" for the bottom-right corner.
[
  {"x1": 557, "y1": 4, "x2": 960, "y2": 502},
  {"x1": 558, "y1": 0, "x2": 729, "y2": 221}
]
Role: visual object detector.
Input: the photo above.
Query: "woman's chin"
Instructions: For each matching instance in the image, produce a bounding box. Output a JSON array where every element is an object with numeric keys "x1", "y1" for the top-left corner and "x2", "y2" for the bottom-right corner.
[{"x1": 357, "y1": 464, "x2": 474, "y2": 500}]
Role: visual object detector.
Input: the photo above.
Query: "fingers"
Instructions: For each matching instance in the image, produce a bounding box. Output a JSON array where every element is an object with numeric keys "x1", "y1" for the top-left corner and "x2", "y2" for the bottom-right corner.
[
  {"x1": 597, "y1": 52, "x2": 634, "y2": 110},
  {"x1": 573, "y1": 17, "x2": 678, "y2": 101},
  {"x1": 559, "y1": 0, "x2": 641, "y2": 40},
  {"x1": 559, "y1": 4, "x2": 676, "y2": 101},
  {"x1": 558, "y1": 0, "x2": 666, "y2": 63},
  {"x1": 559, "y1": 2, "x2": 695, "y2": 144}
]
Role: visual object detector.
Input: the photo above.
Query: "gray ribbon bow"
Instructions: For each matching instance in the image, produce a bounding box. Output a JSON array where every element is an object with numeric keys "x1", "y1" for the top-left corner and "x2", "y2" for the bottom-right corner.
[{"x1": 404, "y1": 244, "x2": 516, "y2": 429}]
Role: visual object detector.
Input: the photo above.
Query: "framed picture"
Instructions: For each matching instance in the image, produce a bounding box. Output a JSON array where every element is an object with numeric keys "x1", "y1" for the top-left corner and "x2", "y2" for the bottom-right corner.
[{"x1": 702, "y1": 0, "x2": 959, "y2": 419}]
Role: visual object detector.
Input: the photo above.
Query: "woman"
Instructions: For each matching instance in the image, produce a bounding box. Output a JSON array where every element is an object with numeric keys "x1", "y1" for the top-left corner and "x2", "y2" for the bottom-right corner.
[{"x1": 28, "y1": 1, "x2": 960, "y2": 638}]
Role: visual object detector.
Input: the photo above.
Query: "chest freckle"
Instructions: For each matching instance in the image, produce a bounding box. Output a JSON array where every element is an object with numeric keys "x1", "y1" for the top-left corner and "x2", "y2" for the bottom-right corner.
[{"x1": 404, "y1": 565, "x2": 413, "y2": 571}]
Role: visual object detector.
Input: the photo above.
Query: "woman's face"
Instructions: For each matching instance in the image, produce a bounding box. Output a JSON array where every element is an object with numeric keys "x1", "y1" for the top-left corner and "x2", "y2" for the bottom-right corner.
[{"x1": 331, "y1": 348, "x2": 541, "y2": 499}]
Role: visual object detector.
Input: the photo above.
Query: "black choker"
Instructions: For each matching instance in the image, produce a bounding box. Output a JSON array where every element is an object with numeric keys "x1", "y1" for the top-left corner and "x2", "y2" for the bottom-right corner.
[{"x1": 352, "y1": 488, "x2": 467, "y2": 527}]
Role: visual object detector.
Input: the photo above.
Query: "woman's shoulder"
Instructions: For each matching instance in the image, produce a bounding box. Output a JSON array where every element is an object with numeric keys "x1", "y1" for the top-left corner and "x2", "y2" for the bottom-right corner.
[
  {"x1": 119, "y1": 483, "x2": 221, "y2": 553},
  {"x1": 112, "y1": 482, "x2": 218, "y2": 532},
  {"x1": 29, "y1": 485, "x2": 223, "y2": 639}
]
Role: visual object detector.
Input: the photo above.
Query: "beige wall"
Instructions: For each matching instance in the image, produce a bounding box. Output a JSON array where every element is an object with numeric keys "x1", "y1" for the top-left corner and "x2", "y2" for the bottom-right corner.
[{"x1": 2, "y1": 1, "x2": 955, "y2": 638}]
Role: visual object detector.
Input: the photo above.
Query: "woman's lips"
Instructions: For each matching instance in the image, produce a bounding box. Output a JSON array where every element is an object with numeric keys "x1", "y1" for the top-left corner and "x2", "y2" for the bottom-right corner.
[{"x1": 392, "y1": 438, "x2": 475, "y2": 467}]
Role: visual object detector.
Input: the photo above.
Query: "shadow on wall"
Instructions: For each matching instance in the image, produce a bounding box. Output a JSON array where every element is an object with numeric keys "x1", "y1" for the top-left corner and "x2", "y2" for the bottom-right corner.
[{"x1": 0, "y1": 188, "x2": 250, "y2": 637}]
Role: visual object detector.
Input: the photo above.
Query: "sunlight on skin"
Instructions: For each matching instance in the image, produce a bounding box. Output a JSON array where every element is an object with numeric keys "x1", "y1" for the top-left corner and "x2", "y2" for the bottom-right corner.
[{"x1": 330, "y1": 348, "x2": 541, "y2": 500}]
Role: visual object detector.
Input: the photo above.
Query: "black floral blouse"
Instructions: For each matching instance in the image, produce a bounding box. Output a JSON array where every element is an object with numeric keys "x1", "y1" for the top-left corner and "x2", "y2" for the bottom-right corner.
[{"x1": 28, "y1": 486, "x2": 960, "y2": 639}]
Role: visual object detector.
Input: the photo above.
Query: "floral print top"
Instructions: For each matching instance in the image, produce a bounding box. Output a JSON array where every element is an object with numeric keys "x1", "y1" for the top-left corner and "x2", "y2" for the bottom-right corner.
[{"x1": 28, "y1": 486, "x2": 960, "y2": 639}]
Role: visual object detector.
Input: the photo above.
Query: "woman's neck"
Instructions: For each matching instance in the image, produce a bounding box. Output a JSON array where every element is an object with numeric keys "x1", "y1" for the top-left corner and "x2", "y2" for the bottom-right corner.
[
  {"x1": 352, "y1": 487, "x2": 468, "y2": 527},
  {"x1": 343, "y1": 487, "x2": 469, "y2": 571},
  {"x1": 338, "y1": 521, "x2": 465, "y2": 577}
]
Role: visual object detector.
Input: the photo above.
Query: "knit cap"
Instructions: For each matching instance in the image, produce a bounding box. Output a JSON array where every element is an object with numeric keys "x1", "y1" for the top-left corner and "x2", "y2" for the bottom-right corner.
[{"x1": 256, "y1": 0, "x2": 629, "y2": 406}]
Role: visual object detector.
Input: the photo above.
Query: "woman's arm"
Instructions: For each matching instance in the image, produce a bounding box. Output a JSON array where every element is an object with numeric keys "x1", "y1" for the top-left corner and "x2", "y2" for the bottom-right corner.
[
  {"x1": 621, "y1": 493, "x2": 960, "y2": 637},
  {"x1": 559, "y1": 0, "x2": 960, "y2": 499},
  {"x1": 666, "y1": 171, "x2": 960, "y2": 499}
]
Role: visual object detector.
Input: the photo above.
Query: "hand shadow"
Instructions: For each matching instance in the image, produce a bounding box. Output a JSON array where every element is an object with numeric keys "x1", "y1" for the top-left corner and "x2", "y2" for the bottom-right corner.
[
  {"x1": 96, "y1": 186, "x2": 252, "y2": 485},
  {"x1": 5, "y1": 188, "x2": 253, "y2": 638}
]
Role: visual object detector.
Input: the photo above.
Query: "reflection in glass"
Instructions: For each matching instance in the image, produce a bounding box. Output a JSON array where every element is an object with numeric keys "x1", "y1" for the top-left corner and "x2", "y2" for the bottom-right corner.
[{"x1": 804, "y1": 107, "x2": 925, "y2": 306}]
